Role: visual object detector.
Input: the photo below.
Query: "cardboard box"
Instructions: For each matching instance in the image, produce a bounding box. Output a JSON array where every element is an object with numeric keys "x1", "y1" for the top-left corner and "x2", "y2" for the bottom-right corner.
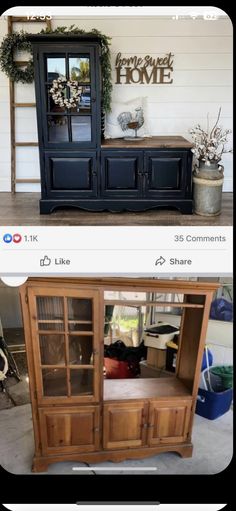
[{"x1": 147, "y1": 347, "x2": 166, "y2": 368}]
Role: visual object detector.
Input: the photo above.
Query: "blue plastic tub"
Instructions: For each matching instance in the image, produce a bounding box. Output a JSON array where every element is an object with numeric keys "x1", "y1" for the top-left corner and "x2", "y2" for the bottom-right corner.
[{"x1": 196, "y1": 387, "x2": 233, "y2": 420}]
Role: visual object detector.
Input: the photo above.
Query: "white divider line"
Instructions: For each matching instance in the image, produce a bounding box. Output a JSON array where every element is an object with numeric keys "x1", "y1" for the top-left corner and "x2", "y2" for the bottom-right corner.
[{"x1": 72, "y1": 467, "x2": 157, "y2": 471}]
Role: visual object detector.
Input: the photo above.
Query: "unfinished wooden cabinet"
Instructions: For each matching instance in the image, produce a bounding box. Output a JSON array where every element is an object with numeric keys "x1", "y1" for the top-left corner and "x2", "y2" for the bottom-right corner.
[
  {"x1": 39, "y1": 405, "x2": 100, "y2": 455},
  {"x1": 147, "y1": 400, "x2": 192, "y2": 446},
  {"x1": 103, "y1": 401, "x2": 148, "y2": 450},
  {"x1": 20, "y1": 277, "x2": 219, "y2": 472}
]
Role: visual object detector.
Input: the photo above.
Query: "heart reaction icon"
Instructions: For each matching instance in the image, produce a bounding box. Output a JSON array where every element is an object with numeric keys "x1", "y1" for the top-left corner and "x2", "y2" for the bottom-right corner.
[{"x1": 13, "y1": 233, "x2": 22, "y2": 243}]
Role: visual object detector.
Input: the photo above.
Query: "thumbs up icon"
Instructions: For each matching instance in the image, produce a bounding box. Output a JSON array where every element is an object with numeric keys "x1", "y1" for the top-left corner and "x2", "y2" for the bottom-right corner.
[
  {"x1": 40, "y1": 255, "x2": 51, "y2": 267},
  {"x1": 3, "y1": 233, "x2": 13, "y2": 243}
]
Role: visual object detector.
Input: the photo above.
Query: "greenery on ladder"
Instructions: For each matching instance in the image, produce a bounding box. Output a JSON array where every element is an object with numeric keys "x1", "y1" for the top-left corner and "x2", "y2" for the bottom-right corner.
[{"x1": 0, "y1": 25, "x2": 112, "y2": 112}]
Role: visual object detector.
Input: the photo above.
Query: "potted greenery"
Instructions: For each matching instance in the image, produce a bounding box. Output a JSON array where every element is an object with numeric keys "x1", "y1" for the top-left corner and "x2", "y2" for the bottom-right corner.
[{"x1": 189, "y1": 108, "x2": 232, "y2": 216}]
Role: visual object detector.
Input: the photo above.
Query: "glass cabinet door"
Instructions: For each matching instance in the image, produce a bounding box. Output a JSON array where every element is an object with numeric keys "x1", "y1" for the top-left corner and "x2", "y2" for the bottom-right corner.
[
  {"x1": 28, "y1": 287, "x2": 100, "y2": 404},
  {"x1": 38, "y1": 46, "x2": 97, "y2": 148}
]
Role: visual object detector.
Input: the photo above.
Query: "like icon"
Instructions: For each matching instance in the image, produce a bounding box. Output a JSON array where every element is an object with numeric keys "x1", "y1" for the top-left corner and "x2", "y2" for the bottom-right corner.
[
  {"x1": 3, "y1": 233, "x2": 12, "y2": 243},
  {"x1": 40, "y1": 255, "x2": 51, "y2": 267}
]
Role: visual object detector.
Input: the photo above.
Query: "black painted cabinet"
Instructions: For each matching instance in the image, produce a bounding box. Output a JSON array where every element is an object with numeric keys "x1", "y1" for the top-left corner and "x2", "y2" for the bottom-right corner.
[
  {"x1": 101, "y1": 151, "x2": 143, "y2": 198},
  {"x1": 101, "y1": 148, "x2": 192, "y2": 212},
  {"x1": 45, "y1": 151, "x2": 97, "y2": 198},
  {"x1": 30, "y1": 35, "x2": 193, "y2": 214},
  {"x1": 29, "y1": 34, "x2": 101, "y2": 212},
  {"x1": 144, "y1": 150, "x2": 189, "y2": 198}
]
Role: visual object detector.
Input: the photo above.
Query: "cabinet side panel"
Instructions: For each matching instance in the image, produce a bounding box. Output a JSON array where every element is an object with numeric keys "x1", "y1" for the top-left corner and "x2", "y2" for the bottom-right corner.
[
  {"x1": 177, "y1": 307, "x2": 205, "y2": 392},
  {"x1": 177, "y1": 292, "x2": 213, "y2": 398},
  {"x1": 19, "y1": 284, "x2": 42, "y2": 457}
]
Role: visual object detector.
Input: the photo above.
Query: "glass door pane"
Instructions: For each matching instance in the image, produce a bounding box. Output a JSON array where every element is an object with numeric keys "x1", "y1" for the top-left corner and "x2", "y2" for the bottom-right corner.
[
  {"x1": 42, "y1": 368, "x2": 67, "y2": 396},
  {"x1": 69, "y1": 335, "x2": 94, "y2": 365},
  {"x1": 69, "y1": 56, "x2": 90, "y2": 83},
  {"x1": 48, "y1": 116, "x2": 69, "y2": 142},
  {"x1": 39, "y1": 334, "x2": 65, "y2": 365},
  {"x1": 37, "y1": 296, "x2": 64, "y2": 330},
  {"x1": 78, "y1": 86, "x2": 91, "y2": 114},
  {"x1": 71, "y1": 116, "x2": 91, "y2": 142},
  {"x1": 47, "y1": 57, "x2": 66, "y2": 82},
  {"x1": 70, "y1": 369, "x2": 93, "y2": 396},
  {"x1": 67, "y1": 297, "x2": 93, "y2": 330}
]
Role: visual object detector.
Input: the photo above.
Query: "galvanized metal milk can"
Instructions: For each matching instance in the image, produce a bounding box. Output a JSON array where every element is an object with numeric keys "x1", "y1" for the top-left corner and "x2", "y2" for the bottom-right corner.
[{"x1": 193, "y1": 160, "x2": 224, "y2": 216}]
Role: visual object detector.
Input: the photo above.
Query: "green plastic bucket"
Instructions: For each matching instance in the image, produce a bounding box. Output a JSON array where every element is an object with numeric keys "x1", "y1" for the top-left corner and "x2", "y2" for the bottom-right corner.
[{"x1": 210, "y1": 366, "x2": 233, "y2": 390}]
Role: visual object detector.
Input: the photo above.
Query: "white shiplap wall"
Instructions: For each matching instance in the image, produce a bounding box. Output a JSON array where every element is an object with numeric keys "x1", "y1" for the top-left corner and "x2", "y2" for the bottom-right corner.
[{"x1": 0, "y1": 15, "x2": 233, "y2": 192}]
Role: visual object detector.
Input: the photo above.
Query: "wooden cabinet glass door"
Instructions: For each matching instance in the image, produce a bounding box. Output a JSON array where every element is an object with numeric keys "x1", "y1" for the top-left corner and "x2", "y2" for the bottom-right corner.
[{"x1": 28, "y1": 287, "x2": 100, "y2": 405}]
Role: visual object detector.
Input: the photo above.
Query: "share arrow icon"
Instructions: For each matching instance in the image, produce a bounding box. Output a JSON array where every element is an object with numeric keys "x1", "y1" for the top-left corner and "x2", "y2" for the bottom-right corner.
[{"x1": 155, "y1": 256, "x2": 166, "y2": 266}]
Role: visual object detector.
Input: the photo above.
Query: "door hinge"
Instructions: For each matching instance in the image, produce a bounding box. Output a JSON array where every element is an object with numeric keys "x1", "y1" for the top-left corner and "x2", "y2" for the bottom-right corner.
[
  {"x1": 34, "y1": 390, "x2": 37, "y2": 400},
  {"x1": 25, "y1": 293, "x2": 28, "y2": 304}
]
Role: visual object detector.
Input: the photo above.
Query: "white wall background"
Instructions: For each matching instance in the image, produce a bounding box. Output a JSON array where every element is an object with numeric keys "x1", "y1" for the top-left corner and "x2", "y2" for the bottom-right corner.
[
  {"x1": 155, "y1": 312, "x2": 233, "y2": 367},
  {"x1": 0, "y1": 15, "x2": 233, "y2": 192}
]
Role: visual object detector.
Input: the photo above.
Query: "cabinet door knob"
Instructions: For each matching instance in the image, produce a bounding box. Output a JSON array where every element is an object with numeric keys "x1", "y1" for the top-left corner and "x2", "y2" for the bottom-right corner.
[{"x1": 91, "y1": 97, "x2": 96, "y2": 103}]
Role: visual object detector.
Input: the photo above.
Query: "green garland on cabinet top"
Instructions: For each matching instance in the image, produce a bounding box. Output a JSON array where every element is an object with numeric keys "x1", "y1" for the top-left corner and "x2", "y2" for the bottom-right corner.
[{"x1": 0, "y1": 25, "x2": 112, "y2": 112}]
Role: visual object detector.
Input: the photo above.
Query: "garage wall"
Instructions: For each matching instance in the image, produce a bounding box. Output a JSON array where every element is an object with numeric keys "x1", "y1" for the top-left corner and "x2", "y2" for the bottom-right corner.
[
  {"x1": 0, "y1": 281, "x2": 23, "y2": 328},
  {"x1": 155, "y1": 312, "x2": 233, "y2": 366},
  {"x1": 0, "y1": 15, "x2": 233, "y2": 192}
]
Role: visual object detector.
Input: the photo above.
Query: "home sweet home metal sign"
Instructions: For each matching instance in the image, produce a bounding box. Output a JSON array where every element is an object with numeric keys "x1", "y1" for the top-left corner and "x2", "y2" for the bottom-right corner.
[{"x1": 115, "y1": 52, "x2": 174, "y2": 84}]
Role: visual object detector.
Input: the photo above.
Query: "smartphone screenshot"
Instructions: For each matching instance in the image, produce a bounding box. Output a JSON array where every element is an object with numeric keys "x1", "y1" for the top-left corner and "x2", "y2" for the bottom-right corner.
[{"x1": 0, "y1": 5, "x2": 233, "y2": 511}]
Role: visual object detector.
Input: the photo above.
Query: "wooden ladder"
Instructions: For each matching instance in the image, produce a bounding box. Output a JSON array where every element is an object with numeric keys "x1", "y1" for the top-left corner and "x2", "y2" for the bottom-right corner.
[{"x1": 8, "y1": 16, "x2": 52, "y2": 192}]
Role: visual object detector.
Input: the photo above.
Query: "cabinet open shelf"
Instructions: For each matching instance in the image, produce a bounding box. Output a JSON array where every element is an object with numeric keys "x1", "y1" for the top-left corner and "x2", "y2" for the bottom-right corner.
[
  {"x1": 41, "y1": 365, "x2": 94, "y2": 369},
  {"x1": 68, "y1": 320, "x2": 92, "y2": 323},
  {"x1": 104, "y1": 300, "x2": 204, "y2": 309},
  {"x1": 37, "y1": 319, "x2": 64, "y2": 323},
  {"x1": 104, "y1": 377, "x2": 192, "y2": 401}
]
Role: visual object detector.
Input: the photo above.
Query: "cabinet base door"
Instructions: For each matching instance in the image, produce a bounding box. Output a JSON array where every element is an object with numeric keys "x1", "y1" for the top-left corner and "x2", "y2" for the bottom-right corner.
[
  {"x1": 144, "y1": 150, "x2": 191, "y2": 199},
  {"x1": 148, "y1": 400, "x2": 192, "y2": 446},
  {"x1": 44, "y1": 152, "x2": 98, "y2": 198},
  {"x1": 39, "y1": 406, "x2": 100, "y2": 455},
  {"x1": 101, "y1": 151, "x2": 143, "y2": 198},
  {"x1": 103, "y1": 401, "x2": 148, "y2": 450}
]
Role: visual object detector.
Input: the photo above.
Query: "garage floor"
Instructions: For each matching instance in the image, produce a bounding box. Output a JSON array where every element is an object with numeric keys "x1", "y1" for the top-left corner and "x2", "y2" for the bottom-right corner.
[{"x1": 0, "y1": 402, "x2": 232, "y2": 475}]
